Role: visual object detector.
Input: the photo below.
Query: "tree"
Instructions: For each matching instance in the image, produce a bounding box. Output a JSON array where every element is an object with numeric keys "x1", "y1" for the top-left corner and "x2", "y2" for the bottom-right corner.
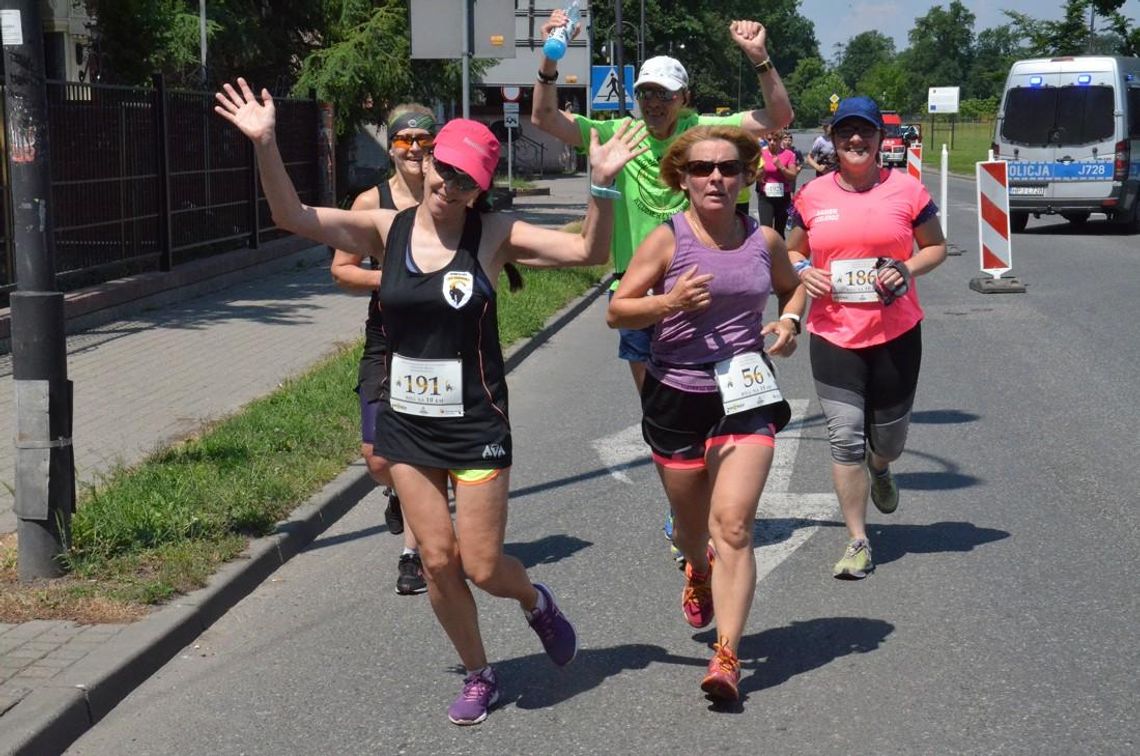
[
  {"x1": 784, "y1": 56, "x2": 849, "y2": 126},
  {"x1": 293, "y1": 1, "x2": 482, "y2": 136},
  {"x1": 905, "y1": 1, "x2": 977, "y2": 100},
  {"x1": 1005, "y1": 0, "x2": 1139, "y2": 57},
  {"x1": 592, "y1": 0, "x2": 819, "y2": 114},
  {"x1": 836, "y1": 31, "x2": 895, "y2": 90},
  {"x1": 968, "y1": 25, "x2": 1025, "y2": 101},
  {"x1": 856, "y1": 60, "x2": 911, "y2": 113},
  {"x1": 84, "y1": 0, "x2": 323, "y2": 89}
]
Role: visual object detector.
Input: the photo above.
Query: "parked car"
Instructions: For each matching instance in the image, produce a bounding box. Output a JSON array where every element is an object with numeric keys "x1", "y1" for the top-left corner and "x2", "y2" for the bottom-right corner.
[{"x1": 879, "y1": 111, "x2": 906, "y2": 168}]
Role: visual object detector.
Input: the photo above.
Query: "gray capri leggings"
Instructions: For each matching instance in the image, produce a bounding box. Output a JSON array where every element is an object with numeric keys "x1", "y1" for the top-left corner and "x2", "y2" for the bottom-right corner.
[{"x1": 810, "y1": 324, "x2": 922, "y2": 465}]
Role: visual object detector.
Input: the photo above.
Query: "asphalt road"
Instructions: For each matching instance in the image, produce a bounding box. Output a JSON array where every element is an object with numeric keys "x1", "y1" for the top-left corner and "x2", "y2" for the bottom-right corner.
[{"x1": 66, "y1": 171, "x2": 1140, "y2": 755}]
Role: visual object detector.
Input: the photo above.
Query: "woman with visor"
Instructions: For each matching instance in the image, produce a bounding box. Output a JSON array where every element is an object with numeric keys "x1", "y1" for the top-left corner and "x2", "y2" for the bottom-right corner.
[
  {"x1": 331, "y1": 103, "x2": 435, "y2": 597},
  {"x1": 215, "y1": 77, "x2": 647, "y2": 725}
]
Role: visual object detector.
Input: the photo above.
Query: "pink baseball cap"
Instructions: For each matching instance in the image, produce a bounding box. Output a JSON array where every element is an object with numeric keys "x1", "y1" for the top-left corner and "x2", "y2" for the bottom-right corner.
[{"x1": 431, "y1": 119, "x2": 500, "y2": 191}]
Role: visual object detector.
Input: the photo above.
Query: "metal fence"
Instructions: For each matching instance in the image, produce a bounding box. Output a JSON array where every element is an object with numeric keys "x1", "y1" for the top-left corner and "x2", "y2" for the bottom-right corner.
[{"x1": 1, "y1": 76, "x2": 320, "y2": 301}]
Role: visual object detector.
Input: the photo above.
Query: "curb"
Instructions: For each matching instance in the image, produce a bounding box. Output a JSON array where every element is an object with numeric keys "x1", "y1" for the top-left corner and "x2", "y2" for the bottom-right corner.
[{"x1": 0, "y1": 273, "x2": 613, "y2": 756}]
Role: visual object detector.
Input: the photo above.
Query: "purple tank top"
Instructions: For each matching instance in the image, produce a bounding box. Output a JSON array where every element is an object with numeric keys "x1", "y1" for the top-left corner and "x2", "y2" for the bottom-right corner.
[{"x1": 649, "y1": 211, "x2": 772, "y2": 393}]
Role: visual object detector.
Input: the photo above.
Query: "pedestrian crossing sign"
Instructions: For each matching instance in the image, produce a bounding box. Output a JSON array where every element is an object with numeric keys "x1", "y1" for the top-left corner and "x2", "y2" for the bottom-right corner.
[{"x1": 591, "y1": 65, "x2": 636, "y2": 111}]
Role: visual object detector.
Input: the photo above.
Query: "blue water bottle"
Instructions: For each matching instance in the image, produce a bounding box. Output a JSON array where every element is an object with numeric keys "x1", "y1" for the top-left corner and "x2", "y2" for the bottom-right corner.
[{"x1": 543, "y1": 1, "x2": 580, "y2": 61}]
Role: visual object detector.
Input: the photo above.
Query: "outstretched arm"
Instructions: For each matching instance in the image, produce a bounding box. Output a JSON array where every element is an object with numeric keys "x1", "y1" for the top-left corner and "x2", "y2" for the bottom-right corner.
[
  {"x1": 530, "y1": 9, "x2": 586, "y2": 149},
  {"x1": 729, "y1": 20, "x2": 794, "y2": 136},
  {"x1": 214, "y1": 78, "x2": 387, "y2": 258},
  {"x1": 505, "y1": 120, "x2": 648, "y2": 269}
]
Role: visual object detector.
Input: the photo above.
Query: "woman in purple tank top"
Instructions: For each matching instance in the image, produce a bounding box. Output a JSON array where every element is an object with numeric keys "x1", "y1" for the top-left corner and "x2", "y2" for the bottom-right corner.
[{"x1": 607, "y1": 126, "x2": 806, "y2": 703}]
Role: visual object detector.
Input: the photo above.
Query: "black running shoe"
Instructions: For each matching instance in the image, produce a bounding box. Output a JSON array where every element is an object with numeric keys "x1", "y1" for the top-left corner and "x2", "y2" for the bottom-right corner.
[
  {"x1": 384, "y1": 489, "x2": 404, "y2": 535},
  {"x1": 396, "y1": 552, "x2": 427, "y2": 595}
]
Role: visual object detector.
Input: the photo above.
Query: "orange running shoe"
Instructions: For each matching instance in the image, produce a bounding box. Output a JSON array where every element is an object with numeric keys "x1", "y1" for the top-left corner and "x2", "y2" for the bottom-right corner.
[
  {"x1": 681, "y1": 544, "x2": 715, "y2": 628},
  {"x1": 701, "y1": 637, "x2": 741, "y2": 701}
]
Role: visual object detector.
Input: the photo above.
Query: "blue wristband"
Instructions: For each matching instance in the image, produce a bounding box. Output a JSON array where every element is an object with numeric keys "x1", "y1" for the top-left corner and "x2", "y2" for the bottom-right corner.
[
  {"x1": 793, "y1": 259, "x2": 812, "y2": 275},
  {"x1": 590, "y1": 183, "x2": 622, "y2": 200}
]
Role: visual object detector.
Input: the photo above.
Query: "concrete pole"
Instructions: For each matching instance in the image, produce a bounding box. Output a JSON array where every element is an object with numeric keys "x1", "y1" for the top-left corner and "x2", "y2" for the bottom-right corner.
[
  {"x1": 940, "y1": 143, "x2": 949, "y2": 238},
  {"x1": 2, "y1": 0, "x2": 75, "y2": 580}
]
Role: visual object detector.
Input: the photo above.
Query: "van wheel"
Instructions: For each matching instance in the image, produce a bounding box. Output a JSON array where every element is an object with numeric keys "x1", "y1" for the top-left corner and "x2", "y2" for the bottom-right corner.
[
  {"x1": 1010, "y1": 212, "x2": 1029, "y2": 233},
  {"x1": 1061, "y1": 212, "x2": 1090, "y2": 226},
  {"x1": 1121, "y1": 202, "x2": 1140, "y2": 234}
]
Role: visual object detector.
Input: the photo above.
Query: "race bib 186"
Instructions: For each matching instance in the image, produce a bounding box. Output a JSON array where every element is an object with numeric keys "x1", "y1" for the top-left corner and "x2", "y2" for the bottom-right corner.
[{"x1": 830, "y1": 257, "x2": 879, "y2": 303}]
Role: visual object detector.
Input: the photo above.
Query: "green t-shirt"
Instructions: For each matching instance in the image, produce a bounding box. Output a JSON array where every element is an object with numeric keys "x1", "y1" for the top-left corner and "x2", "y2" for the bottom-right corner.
[{"x1": 575, "y1": 111, "x2": 745, "y2": 274}]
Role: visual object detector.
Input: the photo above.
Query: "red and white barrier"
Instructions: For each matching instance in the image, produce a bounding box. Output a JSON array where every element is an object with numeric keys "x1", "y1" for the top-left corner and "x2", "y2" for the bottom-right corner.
[
  {"x1": 907, "y1": 144, "x2": 923, "y2": 181},
  {"x1": 975, "y1": 160, "x2": 1012, "y2": 278}
]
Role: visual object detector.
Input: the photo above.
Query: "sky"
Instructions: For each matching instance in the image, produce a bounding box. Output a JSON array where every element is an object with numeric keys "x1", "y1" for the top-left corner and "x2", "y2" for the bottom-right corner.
[{"x1": 797, "y1": 0, "x2": 1140, "y2": 60}]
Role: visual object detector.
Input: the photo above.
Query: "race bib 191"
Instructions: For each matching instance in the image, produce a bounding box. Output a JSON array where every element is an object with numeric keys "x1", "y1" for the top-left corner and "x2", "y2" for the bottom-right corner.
[
  {"x1": 830, "y1": 257, "x2": 879, "y2": 303},
  {"x1": 714, "y1": 351, "x2": 783, "y2": 416},
  {"x1": 389, "y1": 354, "x2": 464, "y2": 417}
]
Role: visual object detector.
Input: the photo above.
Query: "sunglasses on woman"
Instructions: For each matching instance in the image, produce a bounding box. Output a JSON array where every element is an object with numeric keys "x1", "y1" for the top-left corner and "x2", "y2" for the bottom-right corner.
[
  {"x1": 832, "y1": 123, "x2": 880, "y2": 140},
  {"x1": 683, "y1": 159, "x2": 745, "y2": 177},
  {"x1": 391, "y1": 134, "x2": 435, "y2": 149},
  {"x1": 634, "y1": 88, "x2": 681, "y2": 103},
  {"x1": 428, "y1": 153, "x2": 481, "y2": 192}
]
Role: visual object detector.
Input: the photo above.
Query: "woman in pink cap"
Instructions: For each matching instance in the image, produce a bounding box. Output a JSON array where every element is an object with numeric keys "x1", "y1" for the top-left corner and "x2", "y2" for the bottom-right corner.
[{"x1": 215, "y1": 77, "x2": 647, "y2": 725}]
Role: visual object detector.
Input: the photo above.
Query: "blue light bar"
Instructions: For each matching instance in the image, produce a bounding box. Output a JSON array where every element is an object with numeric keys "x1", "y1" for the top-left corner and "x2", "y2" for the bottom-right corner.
[
  {"x1": 1077, "y1": 74, "x2": 1092, "y2": 85},
  {"x1": 1030, "y1": 76, "x2": 1043, "y2": 87}
]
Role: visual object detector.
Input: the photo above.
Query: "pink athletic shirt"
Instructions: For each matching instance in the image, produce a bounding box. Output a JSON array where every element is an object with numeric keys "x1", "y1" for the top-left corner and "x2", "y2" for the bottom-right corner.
[{"x1": 791, "y1": 169, "x2": 937, "y2": 348}]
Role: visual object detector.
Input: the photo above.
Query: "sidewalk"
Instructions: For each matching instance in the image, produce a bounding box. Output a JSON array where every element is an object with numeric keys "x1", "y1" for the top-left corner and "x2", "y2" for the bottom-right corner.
[{"x1": 0, "y1": 173, "x2": 592, "y2": 755}]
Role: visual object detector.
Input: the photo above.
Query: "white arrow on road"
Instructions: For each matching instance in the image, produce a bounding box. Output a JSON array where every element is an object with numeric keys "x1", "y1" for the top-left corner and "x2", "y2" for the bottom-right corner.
[{"x1": 590, "y1": 399, "x2": 838, "y2": 583}]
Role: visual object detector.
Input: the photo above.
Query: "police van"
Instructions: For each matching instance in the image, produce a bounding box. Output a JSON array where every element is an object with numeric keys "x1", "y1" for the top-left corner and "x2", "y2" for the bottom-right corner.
[{"x1": 992, "y1": 56, "x2": 1140, "y2": 232}]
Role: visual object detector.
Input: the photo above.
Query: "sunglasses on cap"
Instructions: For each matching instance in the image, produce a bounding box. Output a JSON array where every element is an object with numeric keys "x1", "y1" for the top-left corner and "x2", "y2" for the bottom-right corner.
[
  {"x1": 391, "y1": 134, "x2": 435, "y2": 149},
  {"x1": 683, "y1": 159, "x2": 745, "y2": 178},
  {"x1": 427, "y1": 152, "x2": 481, "y2": 192},
  {"x1": 634, "y1": 88, "x2": 681, "y2": 103},
  {"x1": 832, "y1": 123, "x2": 880, "y2": 140}
]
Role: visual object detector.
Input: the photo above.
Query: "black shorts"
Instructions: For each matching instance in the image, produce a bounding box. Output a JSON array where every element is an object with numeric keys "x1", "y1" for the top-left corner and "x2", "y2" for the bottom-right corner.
[{"x1": 640, "y1": 372, "x2": 791, "y2": 470}]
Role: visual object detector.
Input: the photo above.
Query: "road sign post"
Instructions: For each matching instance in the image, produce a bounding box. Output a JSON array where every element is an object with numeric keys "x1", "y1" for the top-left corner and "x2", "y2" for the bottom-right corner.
[
  {"x1": 2, "y1": 0, "x2": 76, "y2": 580},
  {"x1": 970, "y1": 160, "x2": 1026, "y2": 294},
  {"x1": 503, "y1": 100, "x2": 519, "y2": 188},
  {"x1": 591, "y1": 64, "x2": 635, "y2": 112}
]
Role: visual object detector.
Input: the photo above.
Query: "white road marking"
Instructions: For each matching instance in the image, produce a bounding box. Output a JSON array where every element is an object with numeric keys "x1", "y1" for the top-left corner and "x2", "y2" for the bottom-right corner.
[{"x1": 589, "y1": 399, "x2": 839, "y2": 584}]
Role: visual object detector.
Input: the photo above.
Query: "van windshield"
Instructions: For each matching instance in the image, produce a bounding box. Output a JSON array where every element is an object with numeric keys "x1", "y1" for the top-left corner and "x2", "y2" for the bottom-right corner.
[{"x1": 1002, "y1": 85, "x2": 1115, "y2": 145}]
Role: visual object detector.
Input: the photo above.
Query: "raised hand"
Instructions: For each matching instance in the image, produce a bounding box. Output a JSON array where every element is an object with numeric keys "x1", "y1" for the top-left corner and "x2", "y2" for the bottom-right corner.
[
  {"x1": 588, "y1": 120, "x2": 649, "y2": 186},
  {"x1": 214, "y1": 78, "x2": 276, "y2": 146},
  {"x1": 729, "y1": 20, "x2": 770, "y2": 62},
  {"x1": 541, "y1": 8, "x2": 580, "y2": 41},
  {"x1": 667, "y1": 265, "x2": 715, "y2": 313}
]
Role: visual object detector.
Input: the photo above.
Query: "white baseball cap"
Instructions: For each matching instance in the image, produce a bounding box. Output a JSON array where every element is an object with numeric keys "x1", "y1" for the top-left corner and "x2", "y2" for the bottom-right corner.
[{"x1": 634, "y1": 56, "x2": 689, "y2": 92}]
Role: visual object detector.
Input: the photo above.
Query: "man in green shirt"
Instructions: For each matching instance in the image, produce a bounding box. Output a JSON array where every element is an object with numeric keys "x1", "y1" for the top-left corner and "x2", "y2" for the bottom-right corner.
[{"x1": 531, "y1": 15, "x2": 794, "y2": 391}]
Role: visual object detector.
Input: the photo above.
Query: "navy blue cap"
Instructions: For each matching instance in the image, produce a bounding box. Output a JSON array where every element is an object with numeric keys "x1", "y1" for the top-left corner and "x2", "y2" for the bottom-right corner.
[{"x1": 832, "y1": 95, "x2": 883, "y2": 129}]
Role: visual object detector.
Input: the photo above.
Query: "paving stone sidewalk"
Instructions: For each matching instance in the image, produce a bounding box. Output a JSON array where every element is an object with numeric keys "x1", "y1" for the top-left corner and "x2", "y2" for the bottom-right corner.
[{"x1": 0, "y1": 174, "x2": 591, "y2": 755}]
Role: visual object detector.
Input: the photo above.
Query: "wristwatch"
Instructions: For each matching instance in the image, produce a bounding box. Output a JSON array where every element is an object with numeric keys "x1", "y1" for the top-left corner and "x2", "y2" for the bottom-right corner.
[
  {"x1": 779, "y1": 313, "x2": 802, "y2": 334},
  {"x1": 753, "y1": 58, "x2": 775, "y2": 74}
]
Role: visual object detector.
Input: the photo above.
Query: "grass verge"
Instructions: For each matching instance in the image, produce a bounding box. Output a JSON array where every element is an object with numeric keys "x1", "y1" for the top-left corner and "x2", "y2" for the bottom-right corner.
[
  {"x1": 921, "y1": 120, "x2": 995, "y2": 175},
  {"x1": 1, "y1": 259, "x2": 606, "y2": 623}
]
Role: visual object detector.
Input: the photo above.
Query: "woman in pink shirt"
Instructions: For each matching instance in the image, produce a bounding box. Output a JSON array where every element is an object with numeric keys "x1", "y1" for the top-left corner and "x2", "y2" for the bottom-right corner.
[
  {"x1": 755, "y1": 129, "x2": 799, "y2": 236},
  {"x1": 786, "y1": 96, "x2": 946, "y2": 579}
]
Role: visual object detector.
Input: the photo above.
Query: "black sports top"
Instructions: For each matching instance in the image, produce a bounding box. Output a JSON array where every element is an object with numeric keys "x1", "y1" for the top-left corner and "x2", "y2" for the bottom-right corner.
[
  {"x1": 371, "y1": 206, "x2": 512, "y2": 469},
  {"x1": 357, "y1": 182, "x2": 396, "y2": 400}
]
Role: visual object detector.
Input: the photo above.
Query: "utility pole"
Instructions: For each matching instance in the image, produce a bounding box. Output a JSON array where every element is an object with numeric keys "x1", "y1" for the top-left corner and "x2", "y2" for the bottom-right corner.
[
  {"x1": 1, "y1": 0, "x2": 75, "y2": 580},
  {"x1": 614, "y1": 0, "x2": 627, "y2": 116}
]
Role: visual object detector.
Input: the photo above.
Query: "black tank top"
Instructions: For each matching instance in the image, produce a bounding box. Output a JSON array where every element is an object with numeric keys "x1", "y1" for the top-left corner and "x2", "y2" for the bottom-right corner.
[
  {"x1": 357, "y1": 182, "x2": 396, "y2": 399},
  {"x1": 371, "y1": 206, "x2": 512, "y2": 469}
]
